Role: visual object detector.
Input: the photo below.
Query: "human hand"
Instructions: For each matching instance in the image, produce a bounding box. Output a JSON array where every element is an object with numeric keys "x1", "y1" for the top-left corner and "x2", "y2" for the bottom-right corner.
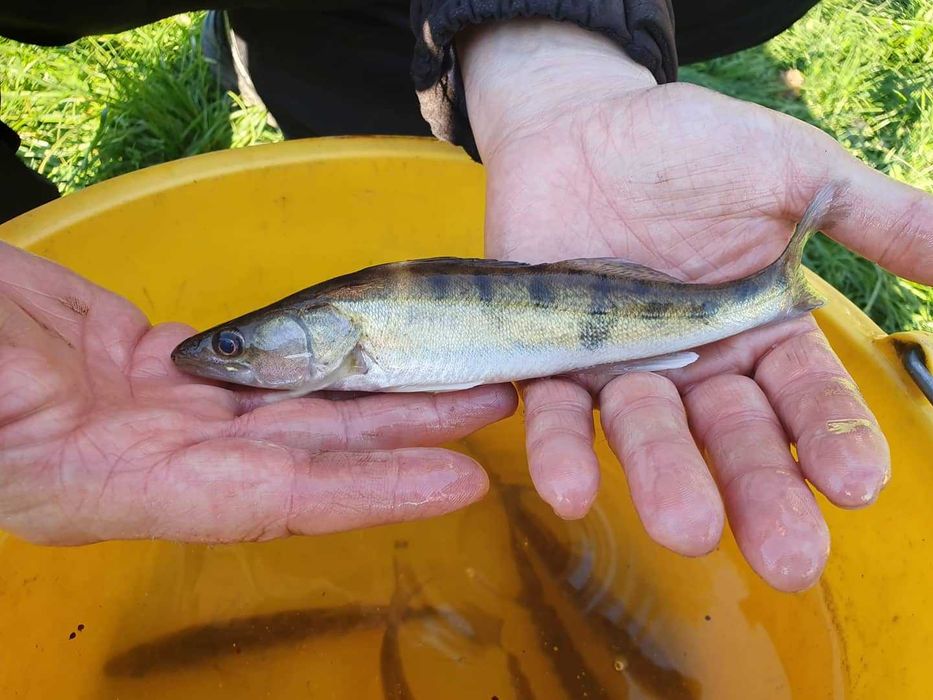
[
  {"x1": 0, "y1": 243, "x2": 516, "y2": 545},
  {"x1": 461, "y1": 20, "x2": 933, "y2": 591}
]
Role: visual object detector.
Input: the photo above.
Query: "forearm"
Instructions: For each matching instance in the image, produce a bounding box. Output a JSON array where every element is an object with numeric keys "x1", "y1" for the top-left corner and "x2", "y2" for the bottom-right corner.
[
  {"x1": 410, "y1": 0, "x2": 676, "y2": 160},
  {"x1": 458, "y1": 20, "x2": 656, "y2": 158}
]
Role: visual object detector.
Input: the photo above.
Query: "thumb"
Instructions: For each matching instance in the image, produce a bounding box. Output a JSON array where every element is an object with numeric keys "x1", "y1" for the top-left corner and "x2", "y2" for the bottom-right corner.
[{"x1": 787, "y1": 132, "x2": 933, "y2": 284}]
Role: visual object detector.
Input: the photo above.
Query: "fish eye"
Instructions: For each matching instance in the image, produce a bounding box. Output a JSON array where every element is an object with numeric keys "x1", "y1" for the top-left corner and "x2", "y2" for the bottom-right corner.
[{"x1": 213, "y1": 329, "x2": 244, "y2": 357}]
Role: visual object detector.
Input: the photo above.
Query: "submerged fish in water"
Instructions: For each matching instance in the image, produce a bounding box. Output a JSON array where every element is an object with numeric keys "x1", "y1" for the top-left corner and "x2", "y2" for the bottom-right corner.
[{"x1": 171, "y1": 188, "x2": 833, "y2": 395}]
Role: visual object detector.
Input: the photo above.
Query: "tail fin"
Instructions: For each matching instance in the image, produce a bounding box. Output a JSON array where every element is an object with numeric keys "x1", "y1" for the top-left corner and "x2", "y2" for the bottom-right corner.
[
  {"x1": 776, "y1": 184, "x2": 835, "y2": 315},
  {"x1": 387, "y1": 555, "x2": 423, "y2": 626}
]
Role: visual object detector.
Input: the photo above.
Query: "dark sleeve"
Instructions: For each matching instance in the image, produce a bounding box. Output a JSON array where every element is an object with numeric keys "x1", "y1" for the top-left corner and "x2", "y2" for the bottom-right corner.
[{"x1": 409, "y1": 0, "x2": 677, "y2": 161}]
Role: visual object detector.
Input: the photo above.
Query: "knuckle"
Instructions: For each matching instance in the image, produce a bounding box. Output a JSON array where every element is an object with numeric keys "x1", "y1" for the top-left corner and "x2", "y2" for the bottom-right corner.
[
  {"x1": 601, "y1": 374, "x2": 683, "y2": 427},
  {"x1": 609, "y1": 371, "x2": 678, "y2": 398},
  {"x1": 683, "y1": 374, "x2": 762, "y2": 420}
]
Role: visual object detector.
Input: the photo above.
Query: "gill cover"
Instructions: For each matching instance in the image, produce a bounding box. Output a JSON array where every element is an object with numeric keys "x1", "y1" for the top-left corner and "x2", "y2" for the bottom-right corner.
[{"x1": 247, "y1": 304, "x2": 362, "y2": 391}]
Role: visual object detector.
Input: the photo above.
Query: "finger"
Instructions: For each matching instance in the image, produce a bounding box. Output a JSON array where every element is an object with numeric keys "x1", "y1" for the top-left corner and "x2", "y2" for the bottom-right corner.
[
  {"x1": 599, "y1": 373, "x2": 723, "y2": 556},
  {"x1": 232, "y1": 383, "x2": 518, "y2": 451},
  {"x1": 826, "y1": 163, "x2": 933, "y2": 284},
  {"x1": 684, "y1": 375, "x2": 830, "y2": 592},
  {"x1": 130, "y1": 322, "x2": 210, "y2": 385},
  {"x1": 522, "y1": 378, "x2": 600, "y2": 519},
  {"x1": 122, "y1": 321, "x2": 252, "y2": 421},
  {"x1": 76, "y1": 441, "x2": 489, "y2": 543},
  {"x1": 755, "y1": 329, "x2": 889, "y2": 508},
  {"x1": 664, "y1": 315, "x2": 815, "y2": 390},
  {"x1": 783, "y1": 138, "x2": 933, "y2": 284}
]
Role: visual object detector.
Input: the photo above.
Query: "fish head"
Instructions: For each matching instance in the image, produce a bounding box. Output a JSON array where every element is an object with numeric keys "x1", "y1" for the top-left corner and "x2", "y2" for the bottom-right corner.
[
  {"x1": 172, "y1": 305, "x2": 361, "y2": 390},
  {"x1": 171, "y1": 311, "x2": 315, "y2": 389}
]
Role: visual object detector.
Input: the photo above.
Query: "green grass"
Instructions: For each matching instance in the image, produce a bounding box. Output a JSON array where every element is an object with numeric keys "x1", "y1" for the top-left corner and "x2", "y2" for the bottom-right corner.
[
  {"x1": 0, "y1": 14, "x2": 279, "y2": 191},
  {"x1": 0, "y1": 2, "x2": 931, "y2": 332}
]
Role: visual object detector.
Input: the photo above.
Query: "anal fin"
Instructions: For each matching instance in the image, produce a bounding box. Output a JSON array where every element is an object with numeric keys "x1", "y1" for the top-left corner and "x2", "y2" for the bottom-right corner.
[
  {"x1": 382, "y1": 382, "x2": 484, "y2": 394},
  {"x1": 579, "y1": 351, "x2": 699, "y2": 375}
]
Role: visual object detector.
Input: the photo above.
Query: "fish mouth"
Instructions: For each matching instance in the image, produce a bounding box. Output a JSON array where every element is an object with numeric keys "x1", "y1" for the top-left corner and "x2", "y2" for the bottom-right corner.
[
  {"x1": 171, "y1": 337, "x2": 221, "y2": 376},
  {"x1": 170, "y1": 337, "x2": 205, "y2": 368},
  {"x1": 170, "y1": 352, "x2": 207, "y2": 374}
]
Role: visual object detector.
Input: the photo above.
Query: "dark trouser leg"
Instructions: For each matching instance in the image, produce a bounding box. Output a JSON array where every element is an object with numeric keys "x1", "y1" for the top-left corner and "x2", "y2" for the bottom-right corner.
[
  {"x1": 226, "y1": 4, "x2": 430, "y2": 139},
  {"x1": 0, "y1": 123, "x2": 59, "y2": 224},
  {"x1": 222, "y1": 0, "x2": 821, "y2": 137}
]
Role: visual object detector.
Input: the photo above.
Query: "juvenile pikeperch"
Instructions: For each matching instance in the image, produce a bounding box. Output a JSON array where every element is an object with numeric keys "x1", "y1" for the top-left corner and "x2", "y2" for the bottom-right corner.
[{"x1": 171, "y1": 188, "x2": 833, "y2": 395}]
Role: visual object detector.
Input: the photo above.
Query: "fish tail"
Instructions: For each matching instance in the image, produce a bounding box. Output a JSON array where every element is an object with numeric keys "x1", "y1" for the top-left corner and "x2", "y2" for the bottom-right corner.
[
  {"x1": 776, "y1": 184, "x2": 835, "y2": 315},
  {"x1": 388, "y1": 555, "x2": 422, "y2": 625}
]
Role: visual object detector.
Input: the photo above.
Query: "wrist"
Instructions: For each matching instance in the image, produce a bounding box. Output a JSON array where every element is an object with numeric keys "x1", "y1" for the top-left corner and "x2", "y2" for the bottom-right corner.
[{"x1": 459, "y1": 19, "x2": 657, "y2": 158}]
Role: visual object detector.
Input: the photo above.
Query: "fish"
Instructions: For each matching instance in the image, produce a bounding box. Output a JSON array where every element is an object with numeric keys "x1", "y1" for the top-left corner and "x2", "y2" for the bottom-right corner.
[
  {"x1": 380, "y1": 558, "x2": 421, "y2": 700},
  {"x1": 103, "y1": 602, "x2": 437, "y2": 677},
  {"x1": 503, "y1": 487, "x2": 699, "y2": 699},
  {"x1": 501, "y1": 490, "x2": 611, "y2": 699},
  {"x1": 171, "y1": 186, "x2": 833, "y2": 396},
  {"x1": 494, "y1": 480, "x2": 698, "y2": 699}
]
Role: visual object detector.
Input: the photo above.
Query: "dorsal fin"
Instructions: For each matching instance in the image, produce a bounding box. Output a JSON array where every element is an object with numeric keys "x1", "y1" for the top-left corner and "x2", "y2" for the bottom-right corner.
[
  {"x1": 404, "y1": 256, "x2": 683, "y2": 282},
  {"x1": 403, "y1": 257, "x2": 532, "y2": 269},
  {"x1": 297, "y1": 257, "x2": 681, "y2": 305},
  {"x1": 549, "y1": 257, "x2": 684, "y2": 283}
]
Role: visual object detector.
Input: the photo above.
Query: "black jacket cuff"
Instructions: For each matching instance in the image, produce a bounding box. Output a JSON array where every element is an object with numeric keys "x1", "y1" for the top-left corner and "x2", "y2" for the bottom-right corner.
[{"x1": 410, "y1": 0, "x2": 677, "y2": 162}]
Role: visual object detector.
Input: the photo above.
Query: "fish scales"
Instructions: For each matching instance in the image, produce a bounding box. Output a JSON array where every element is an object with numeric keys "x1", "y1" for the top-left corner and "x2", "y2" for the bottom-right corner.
[
  {"x1": 320, "y1": 263, "x2": 785, "y2": 391},
  {"x1": 171, "y1": 186, "x2": 833, "y2": 394}
]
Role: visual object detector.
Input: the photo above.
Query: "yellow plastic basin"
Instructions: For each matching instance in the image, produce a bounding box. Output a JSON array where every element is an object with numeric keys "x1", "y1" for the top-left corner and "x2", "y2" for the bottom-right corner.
[{"x1": 1, "y1": 137, "x2": 931, "y2": 699}]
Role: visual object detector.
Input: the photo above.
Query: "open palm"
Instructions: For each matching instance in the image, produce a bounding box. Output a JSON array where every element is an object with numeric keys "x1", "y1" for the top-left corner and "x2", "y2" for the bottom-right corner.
[
  {"x1": 482, "y1": 82, "x2": 933, "y2": 591},
  {"x1": 0, "y1": 243, "x2": 516, "y2": 545}
]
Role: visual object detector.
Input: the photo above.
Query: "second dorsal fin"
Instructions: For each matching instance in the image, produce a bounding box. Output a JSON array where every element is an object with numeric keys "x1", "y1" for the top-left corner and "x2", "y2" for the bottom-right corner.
[{"x1": 549, "y1": 257, "x2": 683, "y2": 283}]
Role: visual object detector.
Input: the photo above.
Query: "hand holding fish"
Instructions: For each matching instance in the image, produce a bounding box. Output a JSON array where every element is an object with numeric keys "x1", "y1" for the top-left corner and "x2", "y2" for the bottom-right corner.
[
  {"x1": 461, "y1": 20, "x2": 933, "y2": 591},
  {"x1": 0, "y1": 243, "x2": 516, "y2": 544}
]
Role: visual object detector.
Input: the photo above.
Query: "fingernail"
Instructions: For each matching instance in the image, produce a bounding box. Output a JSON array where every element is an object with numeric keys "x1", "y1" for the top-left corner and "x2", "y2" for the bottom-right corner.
[
  {"x1": 648, "y1": 500, "x2": 724, "y2": 557},
  {"x1": 757, "y1": 503, "x2": 830, "y2": 592},
  {"x1": 543, "y1": 478, "x2": 598, "y2": 520},
  {"x1": 394, "y1": 451, "x2": 489, "y2": 508},
  {"x1": 832, "y1": 467, "x2": 888, "y2": 509},
  {"x1": 550, "y1": 497, "x2": 591, "y2": 520}
]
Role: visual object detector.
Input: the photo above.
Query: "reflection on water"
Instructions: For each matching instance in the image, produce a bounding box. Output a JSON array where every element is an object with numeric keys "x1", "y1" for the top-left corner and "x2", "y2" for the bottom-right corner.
[{"x1": 0, "y1": 424, "x2": 843, "y2": 699}]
